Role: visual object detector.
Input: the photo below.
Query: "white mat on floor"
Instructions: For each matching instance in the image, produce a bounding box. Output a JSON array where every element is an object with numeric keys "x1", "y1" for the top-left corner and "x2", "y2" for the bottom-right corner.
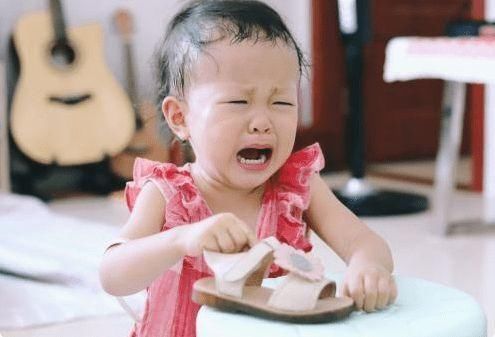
[{"x1": 0, "y1": 193, "x2": 143, "y2": 329}]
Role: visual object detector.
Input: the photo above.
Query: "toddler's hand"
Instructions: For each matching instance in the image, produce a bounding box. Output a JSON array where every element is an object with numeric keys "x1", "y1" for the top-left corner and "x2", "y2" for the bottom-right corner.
[
  {"x1": 342, "y1": 262, "x2": 397, "y2": 312},
  {"x1": 181, "y1": 213, "x2": 258, "y2": 257}
]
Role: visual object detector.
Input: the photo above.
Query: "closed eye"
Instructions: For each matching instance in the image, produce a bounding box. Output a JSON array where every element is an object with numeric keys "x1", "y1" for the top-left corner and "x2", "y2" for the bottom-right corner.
[
  {"x1": 228, "y1": 100, "x2": 248, "y2": 104},
  {"x1": 273, "y1": 101, "x2": 294, "y2": 106}
]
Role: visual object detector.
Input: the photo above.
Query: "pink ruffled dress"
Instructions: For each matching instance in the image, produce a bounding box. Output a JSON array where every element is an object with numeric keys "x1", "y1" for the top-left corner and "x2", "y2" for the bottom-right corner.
[{"x1": 125, "y1": 143, "x2": 324, "y2": 337}]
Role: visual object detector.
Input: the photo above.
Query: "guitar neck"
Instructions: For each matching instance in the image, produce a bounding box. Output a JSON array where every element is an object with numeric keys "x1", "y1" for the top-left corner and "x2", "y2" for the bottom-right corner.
[
  {"x1": 114, "y1": 8, "x2": 142, "y2": 127},
  {"x1": 124, "y1": 42, "x2": 139, "y2": 107},
  {"x1": 49, "y1": 0, "x2": 68, "y2": 43},
  {"x1": 122, "y1": 37, "x2": 143, "y2": 128}
]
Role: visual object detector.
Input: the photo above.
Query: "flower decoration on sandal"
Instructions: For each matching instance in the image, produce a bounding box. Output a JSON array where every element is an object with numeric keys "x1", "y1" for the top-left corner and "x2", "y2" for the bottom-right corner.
[{"x1": 273, "y1": 243, "x2": 324, "y2": 281}]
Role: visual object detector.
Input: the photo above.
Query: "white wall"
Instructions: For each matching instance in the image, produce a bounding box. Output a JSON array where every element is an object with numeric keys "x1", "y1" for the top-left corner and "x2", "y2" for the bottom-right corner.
[
  {"x1": 0, "y1": 0, "x2": 312, "y2": 124},
  {"x1": 488, "y1": 0, "x2": 495, "y2": 18}
]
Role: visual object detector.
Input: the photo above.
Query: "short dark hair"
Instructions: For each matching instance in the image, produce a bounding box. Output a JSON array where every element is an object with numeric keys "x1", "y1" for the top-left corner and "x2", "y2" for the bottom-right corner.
[{"x1": 154, "y1": 0, "x2": 308, "y2": 125}]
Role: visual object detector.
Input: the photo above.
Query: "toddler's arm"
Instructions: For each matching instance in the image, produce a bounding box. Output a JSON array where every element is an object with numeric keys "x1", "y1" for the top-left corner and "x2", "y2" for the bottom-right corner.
[
  {"x1": 99, "y1": 182, "x2": 256, "y2": 296},
  {"x1": 305, "y1": 174, "x2": 397, "y2": 312}
]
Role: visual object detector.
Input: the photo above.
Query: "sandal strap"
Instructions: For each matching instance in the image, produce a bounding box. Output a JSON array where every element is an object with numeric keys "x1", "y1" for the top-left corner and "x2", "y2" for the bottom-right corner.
[
  {"x1": 203, "y1": 237, "x2": 280, "y2": 298},
  {"x1": 268, "y1": 273, "x2": 336, "y2": 311},
  {"x1": 224, "y1": 236, "x2": 280, "y2": 282}
]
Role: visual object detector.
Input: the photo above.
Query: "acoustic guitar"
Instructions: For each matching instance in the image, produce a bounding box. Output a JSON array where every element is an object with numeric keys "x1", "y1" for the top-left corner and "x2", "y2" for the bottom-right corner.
[
  {"x1": 110, "y1": 8, "x2": 169, "y2": 179},
  {"x1": 10, "y1": 0, "x2": 135, "y2": 166}
]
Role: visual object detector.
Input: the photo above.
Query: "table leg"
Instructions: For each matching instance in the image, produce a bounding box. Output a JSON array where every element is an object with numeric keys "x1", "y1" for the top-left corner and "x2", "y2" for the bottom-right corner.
[
  {"x1": 433, "y1": 81, "x2": 466, "y2": 235},
  {"x1": 433, "y1": 82, "x2": 495, "y2": 235}
]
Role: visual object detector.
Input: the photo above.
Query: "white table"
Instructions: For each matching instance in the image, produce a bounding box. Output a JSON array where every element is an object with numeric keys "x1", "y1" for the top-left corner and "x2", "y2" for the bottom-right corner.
[
  {"x1": 197, "y1": 275, "x2": 486, "y2": 337},
  {"x1": 384, "y1": 36, "x2": 495, "y2": 235}
]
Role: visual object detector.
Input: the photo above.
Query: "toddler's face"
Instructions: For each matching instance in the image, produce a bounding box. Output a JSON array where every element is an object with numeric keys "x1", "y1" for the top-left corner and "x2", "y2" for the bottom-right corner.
[{"x1": 183, "y1": 38, "x2": 300, "y2": 190}]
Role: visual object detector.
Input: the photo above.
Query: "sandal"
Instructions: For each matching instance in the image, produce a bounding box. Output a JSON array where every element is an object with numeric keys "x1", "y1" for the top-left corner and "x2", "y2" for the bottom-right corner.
[{"x1": 192, "y1": 237, "x2": 354, "y2": 323}]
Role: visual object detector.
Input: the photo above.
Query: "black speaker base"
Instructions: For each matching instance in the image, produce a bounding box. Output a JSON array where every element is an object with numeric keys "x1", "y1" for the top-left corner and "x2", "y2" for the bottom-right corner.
[{"x1": 333, "y1": 189, "x2": 429, "y2": 217}]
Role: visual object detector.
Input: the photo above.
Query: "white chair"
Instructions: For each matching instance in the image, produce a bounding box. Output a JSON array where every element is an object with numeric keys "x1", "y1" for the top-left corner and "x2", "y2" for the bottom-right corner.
[{"x1": 197, "y1": 274, "x2": 486, "y2": 337}]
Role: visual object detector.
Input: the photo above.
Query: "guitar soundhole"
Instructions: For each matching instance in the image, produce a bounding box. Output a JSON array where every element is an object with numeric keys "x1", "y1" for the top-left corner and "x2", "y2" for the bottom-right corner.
[{"x1": 50, "y1": 41, "x2": 76, "y2": 68}]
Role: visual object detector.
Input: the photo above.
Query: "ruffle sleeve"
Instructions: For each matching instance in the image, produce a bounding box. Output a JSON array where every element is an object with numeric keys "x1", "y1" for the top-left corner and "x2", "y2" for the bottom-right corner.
[
  {"x1": 277, "y1": 143, "x2": 325, "y2": 192},
  {"x1": 125, "y1": 158, "x2": 174, "y2": 211},
  {"x1": 261, "y1": 143, "x2": 324, "y2": 277},
  {"x1": 125, "y1": 158, "x2": 210, "y2": 231},
  {"x1": 274, "y1": 143, "x2": 325, "y2": 251},
  {"x1": 124, "y1": 158, "x2": 211, "y2": 275}
]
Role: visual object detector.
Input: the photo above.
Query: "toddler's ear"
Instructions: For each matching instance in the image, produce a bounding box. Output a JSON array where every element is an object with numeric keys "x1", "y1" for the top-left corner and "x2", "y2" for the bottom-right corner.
[{"x1": 162, "y1": 96, "x2": 189, "y2": 141}]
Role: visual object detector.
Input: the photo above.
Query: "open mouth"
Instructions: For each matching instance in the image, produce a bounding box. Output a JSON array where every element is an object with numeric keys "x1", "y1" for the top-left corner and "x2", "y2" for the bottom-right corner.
[{"x1": 236, "y1": 147, "x2": 273, "y2": 165}]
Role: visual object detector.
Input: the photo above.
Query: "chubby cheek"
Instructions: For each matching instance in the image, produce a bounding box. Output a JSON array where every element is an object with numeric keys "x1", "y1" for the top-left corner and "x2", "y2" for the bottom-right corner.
[
  {"x1": 205, "y1": 125, "x2": 239, "y2": 160},
  {"x1": 279, "y1": 116, "x2": 298, "y2": 154}
]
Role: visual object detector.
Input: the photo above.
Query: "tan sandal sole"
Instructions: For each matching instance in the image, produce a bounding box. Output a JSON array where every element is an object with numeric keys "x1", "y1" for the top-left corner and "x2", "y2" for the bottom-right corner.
[{"x1": 192, "y1": 277, "x2": 354, "y2": 323}]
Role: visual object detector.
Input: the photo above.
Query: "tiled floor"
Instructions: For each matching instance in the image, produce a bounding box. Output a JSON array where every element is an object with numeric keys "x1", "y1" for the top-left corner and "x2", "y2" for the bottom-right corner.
[
  {"x1": 368, "y1": 156, "x2": 473, "y2": 187},
  {"x1": 3, "y1": 168, "x2": 494, "y2": 337}
]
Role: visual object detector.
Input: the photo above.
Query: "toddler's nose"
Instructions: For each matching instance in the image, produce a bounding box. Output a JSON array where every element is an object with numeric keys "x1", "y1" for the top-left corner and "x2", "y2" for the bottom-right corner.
[
  {"x1": 251, "y1": 125, "x2": 271, "y2": 134},
  {"x1": 248, "y1": 113, "x2": 272, "y2": 134}
]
